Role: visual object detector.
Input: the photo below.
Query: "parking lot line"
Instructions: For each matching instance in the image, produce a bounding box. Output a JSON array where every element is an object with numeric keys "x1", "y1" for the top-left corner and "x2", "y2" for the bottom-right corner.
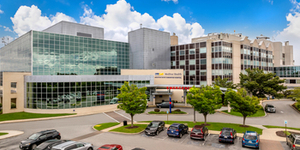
[
  {"x1": 203, "y1": 133, "x2": 210, "y2": 145},
  {"x1": 103, "y1": 112, "x2": 120, "y2": 123},
  {"x1": 180, "y1": 134, "x2": 190, "y2": 144},
  {"x1": 114, "y1": 110, "x2": 136, "y2": 122}
]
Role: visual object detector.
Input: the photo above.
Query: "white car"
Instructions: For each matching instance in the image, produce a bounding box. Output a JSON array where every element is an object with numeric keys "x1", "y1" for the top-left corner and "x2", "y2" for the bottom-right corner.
[{"x1": 51, "y1": 141, "x2": 93, "y2": 150}]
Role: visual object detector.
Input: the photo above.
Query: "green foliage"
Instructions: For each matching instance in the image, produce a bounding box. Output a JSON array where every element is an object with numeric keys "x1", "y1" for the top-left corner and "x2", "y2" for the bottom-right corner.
[
  {"x1": 222, "y1": 107, "x2": 265, "y2": 117},
  {"x1": 239, "y1": 68, "x2": 286, "y2": 98},
  {"x1": 11, "y1": 103, "x2": 16, "y2": 109},
  {"x1": 0, "y1": 103, "x2": 2, "y2": 107},
  {"x1": 187, "y1": 85, "x2": 223, "y2": 124},
  {"x1": 225, "y1": 88, "x2": 261, "y2": 125},
  {"x1": 117, "y1": 82, "x2": 147, "y2": 127},
  {"x1": 288, "y1": 87, "x2": 300, "y2": 101},
  {"x1": 283, "y1": 90, "x2": 292, "y2": 98},
  {"x1": 0, "y1": 133, "x2": 8, "y2": 136},
  {"x1": 263, "y1": 125, "x2": 300, "y2": 131},
  {"x1": 213, "y1": 77, "x2": 236, "y2": 89},
  {"x1": 93, "y1": 122, "x2": 120, "y2": 131}
]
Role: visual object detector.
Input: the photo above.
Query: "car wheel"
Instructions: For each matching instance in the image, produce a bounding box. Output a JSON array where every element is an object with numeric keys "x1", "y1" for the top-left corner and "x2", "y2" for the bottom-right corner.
[
  {"x1": 156, "y1": 131, "x2": 158, "y2": 135},
  {"x1": 87, "y1": 148, "x2": 93, "y2": 150},
  {"x1": 31, "y1": 144, "x2": 37, "y2": 150},
  {"x1": 232, "y1": 139, "x2": 235, "y2": 144},
  {"x1": 179, "y1": 133, "x2": 182, "y2": 138},
  {"x1": 56, "y1": 135, "x2": 61, "y2": 140},
  {"x1": 167, "y1": 134, "x2": 171, "y2": 137},
  {"x1": 242, "y1": 145, "x2": 245, "y2": 147}
]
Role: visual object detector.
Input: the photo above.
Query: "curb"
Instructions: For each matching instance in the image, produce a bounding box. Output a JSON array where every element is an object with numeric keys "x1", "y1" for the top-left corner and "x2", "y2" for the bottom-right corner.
[
  {"x1": 0, "y1": 109, "x2": 120, "y2": 124},
  {"x1": 262, "y1": 99, "x2": 292, "y2": 102},
  {"x1": 109, "y1": 130, "x2": 145, "y2": 135},
  {"x1": 146, "y1": 112, "x2": 189, "y2": 115},
  {"x1": 289, "y1": 103, "x2": 300, "y2": 114},
  {"x1": 0, "y1": 130, "x2": 24, "y2": 140}
]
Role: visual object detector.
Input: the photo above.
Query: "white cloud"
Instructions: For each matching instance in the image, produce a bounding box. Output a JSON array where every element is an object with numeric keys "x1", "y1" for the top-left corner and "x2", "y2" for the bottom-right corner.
[
  {"x1": 267, "y1": 0, "x2": 274, "y2": 5},
  {"x1": 10, "y1": 5, "x2": 75, "y2": 36},
  {"x1": 275, "y1": 0, "x2": 300, "y2": 65},
  {"x1": 80, "y1": 0, "x2": 204, "y2": 43},
  {"x1": 0, "y1": 9, "x2": 3, "y2": 14},
  {"x1": 162, "y1": 0, "x2": 178, "y2": 4}
]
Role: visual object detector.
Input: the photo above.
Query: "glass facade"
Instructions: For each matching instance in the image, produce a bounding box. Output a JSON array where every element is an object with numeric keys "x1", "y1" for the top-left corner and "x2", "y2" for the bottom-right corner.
[
  {"x1": 32, "y1": 31, "x2": 129, "y2": 75},
  {"x1": 26, "y1": 80, "x2": 150, "y2": 109},
  {"x1": 171, "y1": 42, "x2": 207, "y2": 85},
  {"x1": 0, "y1": 32, "x2": 31, "y2": 72},
  {"x1": 274, "y1": 66, "x2": 300, "y2": 77}
]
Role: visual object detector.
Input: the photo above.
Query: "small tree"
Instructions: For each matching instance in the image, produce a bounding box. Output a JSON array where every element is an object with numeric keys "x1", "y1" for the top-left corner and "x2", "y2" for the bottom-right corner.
[
  {"x1": 288, "y1": 87, "x2": 300, "y2": 101},
  {"x1": 117, "y1": 82, "x2": 147, "y2": 127},
  {"x1": 225, "y1": 88, "x2": 260, "y2": 126},
  {"x1": 213, "y1": 77, "x2": 236, "y2": 89},
  {"x1": 187, "y1": 85, "x2": 223, "y2": 124},
  {"x1": 239, "y1": 68, "x2": 286, "y2": 98}
]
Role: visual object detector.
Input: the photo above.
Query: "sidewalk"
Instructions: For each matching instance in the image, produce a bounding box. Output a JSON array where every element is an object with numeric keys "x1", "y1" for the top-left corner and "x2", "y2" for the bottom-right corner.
[{"x1": 0, "y1": 130, "x2": 24, "y2": 140}]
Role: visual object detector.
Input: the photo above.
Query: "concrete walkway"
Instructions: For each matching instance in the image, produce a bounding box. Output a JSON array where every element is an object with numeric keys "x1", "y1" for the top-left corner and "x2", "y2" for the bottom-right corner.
[{"x1": 0, "y1": 130, "x2": 24, "y2": 140}]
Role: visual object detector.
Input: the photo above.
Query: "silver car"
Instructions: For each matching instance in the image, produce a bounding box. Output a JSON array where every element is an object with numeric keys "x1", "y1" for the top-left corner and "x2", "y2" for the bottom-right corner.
[{"x1": 51, "y1": 141, "x2": 93, "y2": 150}]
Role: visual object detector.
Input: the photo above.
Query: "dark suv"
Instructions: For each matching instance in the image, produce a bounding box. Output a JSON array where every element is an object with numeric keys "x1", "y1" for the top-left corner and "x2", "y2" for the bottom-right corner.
[
  {"x1": 167, "y1": 123, "x2": 188, "y2": 138},
  {"x1": 19, "y1": 129, "x2": 61, "y2": 150}
]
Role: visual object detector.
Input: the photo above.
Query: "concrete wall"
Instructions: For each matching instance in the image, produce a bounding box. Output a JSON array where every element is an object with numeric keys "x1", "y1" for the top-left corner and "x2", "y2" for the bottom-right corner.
[
  {"x1": 232, "y1": 41, "x2": 242, "y2": 84},
  {"x1": 206, "y1": 39, "x2": 212, "y2": 85},
  {"x1": 170, "y1": 34, "x2": 178, "y2": 46},
  {"x1": 128, "y1": 28, "x2": 171, "y2": 69},
  {"x1": 43, "y1": 21, "x2": 104, "y2": 39},
  {"x1": 284, "y1": 45, "x2": 294, "y2": 65},
  {"x1": 2, "y1": 72, "x2": 31, "y2": 114},
  {"x1": 24, "y1": 104, "x2": 118, "y2": 114},
  {"x1": 273, "y1": 42, "x2": 283, "y2": 67},
  {"x1": 121, "y1": 69, "x2": 183, "y2": 85}
]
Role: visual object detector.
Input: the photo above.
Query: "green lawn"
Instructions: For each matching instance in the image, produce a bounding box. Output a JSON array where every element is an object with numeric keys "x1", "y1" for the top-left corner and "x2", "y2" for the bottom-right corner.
[
  {"x1": 110, "y1": 124, "x2": 148, "y2": 133},
  {"x1": 284, "y1": 131, "x2": 291, "y2": 136},
  {"x1": 94, "y1": 122, "x2": 120, "y2": 131},
  {"x1": 148, "y1": 111, "x2": 187, "y2": 114},
  {"x1": 0, "y1": 112, "x2": 75, "y2": 122},
  {"x1": 0, "y1": 133, "x2": 8, "y2": 136},
  {"x1": 263, "y1": 125, "x2": 300, "y2": 131},
  {"x1": 139, "y1": 121, "x2": 263, "y2": 134},
  {"x1": 221, "y1": 108, "x2": 265, "y2": 117}
]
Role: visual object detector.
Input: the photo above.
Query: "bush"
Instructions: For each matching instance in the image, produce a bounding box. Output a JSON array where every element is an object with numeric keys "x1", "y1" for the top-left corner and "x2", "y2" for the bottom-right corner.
[
  {"x1": 174, "y1": 109, "x2": 181, "y2": 112},
  {"x1": 11, "y1": 103, "x2": 16, "y2": 109},
  {"x1": 295, "y1": 102, "x2": 300, "y2": 111},
  {"x1": 0, "y1": 103, "x2": 2, "y2": 108},
  {"x1": 154, "y1": 108, "x2": 160, "y2": 112}
]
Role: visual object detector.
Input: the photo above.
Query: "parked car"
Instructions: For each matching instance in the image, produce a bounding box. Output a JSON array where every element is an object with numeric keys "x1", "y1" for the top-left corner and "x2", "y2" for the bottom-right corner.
[
  {"x1": 19, "y1": 129, "x2": 61, "y2": 150},
  {"x1": 50, "y1": 141, "x2": 93, "y2": 150},
  {"x1": 190, "y1": 125, "x2": 208, "y2": 140},
  {"x1": 286, "y1": 134, "x2": 300, "y2": 149},
  {"x1": 109, "y1": 97, "x2": 119, "y2": 104},
  {"x1": 131, "y1": 148, "x2": 145, "y2": 150},
  {"x1": 219, "y1": 128, "x2": 237, "y2": 144},
  {"x1": 145, "y1": 121, "x2": 165, "y2": 136},
  {"x1": 156, "y1": 102, "x2": 174, "y2": 108},
  {"x1": 167, "y1": 123, "x2": 188, "y2": 138},
  {"x1": 265, "y1": 104, "x2": 276, "y2": 113},
  {"x1": 97, "y1": 92, "x2": 105, "y2": 102},
  {"x1": 97, "y1": 144, "x2": 122, "y2": 150},
  {"x1": 35, "y1": 139, "x2": 69, "y2": 150},
  {"x1": 242, "y1": 131, "x2": 260, "y2": 149}
]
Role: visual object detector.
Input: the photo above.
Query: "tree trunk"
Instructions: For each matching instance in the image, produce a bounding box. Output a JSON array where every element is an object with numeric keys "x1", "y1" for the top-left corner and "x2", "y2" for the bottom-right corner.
[
  {"x1": 131, "y1": 114, "x2": 134, "y2": 127},
  {"x1": 243, "y1": 115, "x2": 246, "y2": 126},
  {"x1": 203, "y1": 113, "x2": 207, "y2": 125}
]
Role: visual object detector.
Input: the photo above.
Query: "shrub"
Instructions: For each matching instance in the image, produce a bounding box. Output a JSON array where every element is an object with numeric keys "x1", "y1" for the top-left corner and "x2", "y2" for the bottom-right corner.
[
  {"x1": 11, "y1": 103, "x2": 16, "y2": 109},
  {"x1": 295, "y1": 102, "x2": 300, "y2": 111},
  {"x1": 174, "y1": 109, "x2": 181, "y2": 112},
  {"x1": 0, "y1": 103, "x2": 2, "y2": 108},
  {"x1": 154, "y1": 108, "x2": 160, "y2": 112}
]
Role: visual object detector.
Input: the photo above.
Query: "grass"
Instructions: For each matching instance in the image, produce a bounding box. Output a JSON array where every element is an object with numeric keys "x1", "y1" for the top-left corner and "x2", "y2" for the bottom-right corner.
[
  {"x1": 284, "y1": 131, "x2": 291, "y2": 136},
  {"x1": 110, "y1": 124, "x2": 148, "y2": 133},
  {"x1": 0, "y1": 133, "x2": 8, "y2": 136},
  {"x1": 221, "y1": 108, "x2": 265, "y2": 117},
  {"x1": 148, "y1": 111, "x2": 187, "y2": 114},
  {"x1": 263, "y1": 125, "x2": 300, "y2": 131},
  {"x1": 0, "y1": 112, "x2": 75, "y2": 122},
  {"x1": 139, "y1": 121, "x2": 263, "y2": 134},
  {"x1": 94, "y1": 122, "x2": 120, "y2": 131}
]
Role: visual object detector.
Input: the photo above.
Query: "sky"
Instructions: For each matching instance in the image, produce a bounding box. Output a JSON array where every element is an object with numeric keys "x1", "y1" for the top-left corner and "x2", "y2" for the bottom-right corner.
[{"x1": 0, "y1": 0, "x2": 300, "y2": 64}]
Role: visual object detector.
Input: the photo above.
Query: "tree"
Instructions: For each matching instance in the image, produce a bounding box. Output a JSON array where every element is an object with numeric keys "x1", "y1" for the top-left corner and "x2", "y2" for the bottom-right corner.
[
  {"x1": 117, "y1": 82, "x2": 147, "y2": 127},
  {"x1": 283, "y1": 90, "x2": 292, "y2": 98},
  {"x1": 225, "y1": 88, "x2": 260, "y2": 126},
  {"x1": 213, "y1": 77, "x2": 236, "y2": 89},
  {"x1": 288, "y1": 87, "x2": 300, "y2": 101},
  {"x1": 187, "y1": 85, "x2": 223, "y2": 124},
  {"x1": 239, "y1": 68, "x2": 286, "y2": 98}
]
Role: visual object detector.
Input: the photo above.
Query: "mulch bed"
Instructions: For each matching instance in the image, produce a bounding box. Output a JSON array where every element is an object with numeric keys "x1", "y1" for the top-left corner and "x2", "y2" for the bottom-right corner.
[
  {"x1": 276, "y1": 131, "x2": 300, "y2": 137},
  {"x1": 201, "y1": 124, "x2": 211, "y2": 126},
  {"x1": 125, "y1": 126, "x2": 139, "y2": 129}
]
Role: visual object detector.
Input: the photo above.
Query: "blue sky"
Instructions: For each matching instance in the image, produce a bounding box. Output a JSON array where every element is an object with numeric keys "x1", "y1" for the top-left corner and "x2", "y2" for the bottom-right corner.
[{"x1": 0, "y1": 0, "x2": 300, "y2": 64}]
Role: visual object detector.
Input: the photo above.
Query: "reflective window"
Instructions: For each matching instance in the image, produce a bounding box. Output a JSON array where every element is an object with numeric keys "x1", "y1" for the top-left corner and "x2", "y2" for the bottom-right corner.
[{"x1": 179, "y1": 60, "x2": 185, "y2": 65}]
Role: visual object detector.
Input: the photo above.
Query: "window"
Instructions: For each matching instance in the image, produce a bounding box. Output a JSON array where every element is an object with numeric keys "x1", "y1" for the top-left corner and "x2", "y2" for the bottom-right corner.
[
  {"x1": 179, "y1": 60, "x2": 185, "y2": 65},
  {"x1": 172, "y1": 61, "x2": 176, "y2": 66},
  {"x1": 11, "y1": 98, "x2": 16, "y2": 109},
  {"x1": 179, "y1": 50, "x2": 185, "y2": 56},
  {"x1": 171, "y1": 51, "x2": 176, "y2": 56},
  {"x1": 200, "y1": 47, "x2": 206, "y2": 53},
  {"x1": 200, "y1": 70, "x2": 206, "y2": 76},
  {"x1": 11, "y1": 82, "x2": 17, "y2": 88},
  {"x1": 201, "y1": 59, "x2": 206, "y2": 65},
  {"x1": 190, "y1": 70, "x2": 196, "y2": 76},
  {"x1": 189, "y1": 60, "x2": 195, "y2": 65},
  {"x1": 77, "y1": 32, "x2": 92, "y2": 38},
  {"x1": 189, "y1": 49, "x2": 195, "y2": 54}
]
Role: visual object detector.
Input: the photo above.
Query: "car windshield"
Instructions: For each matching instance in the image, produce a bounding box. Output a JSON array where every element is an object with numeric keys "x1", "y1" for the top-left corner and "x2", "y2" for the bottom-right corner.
[
  {"x1": 99, "y1": 146, "x2": 110, "y2": 149},
  {"x1": 245, "y1": 135, "x2": 257, "y2": 140},
  {"x1": 193, "y1": 128, "x2": 201, "y2": 132},
  {"x1": 267, "y1": 105, "x2": 274, "y2": 108},
  {"x1": 296, "y1": 140, "x2": 300, "y2": 145},
  {"x1": 28, "y1": 133, "x2": 41, "y2": 140},
  {"x1": 149, "y1": 122, "x2": 159, "y2": 127},
  {"x1": 221, "y1": 130, "x2": 231, "y2": 136}
]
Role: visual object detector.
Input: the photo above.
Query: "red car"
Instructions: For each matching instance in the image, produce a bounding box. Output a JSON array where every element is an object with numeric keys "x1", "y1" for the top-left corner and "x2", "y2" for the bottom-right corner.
[
  {"x1": 190, "y1": 125, "x2": 209, "y2": 140},
  {"x1": 97, "y1": 144, "x2": 123, "y2": 150}
]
